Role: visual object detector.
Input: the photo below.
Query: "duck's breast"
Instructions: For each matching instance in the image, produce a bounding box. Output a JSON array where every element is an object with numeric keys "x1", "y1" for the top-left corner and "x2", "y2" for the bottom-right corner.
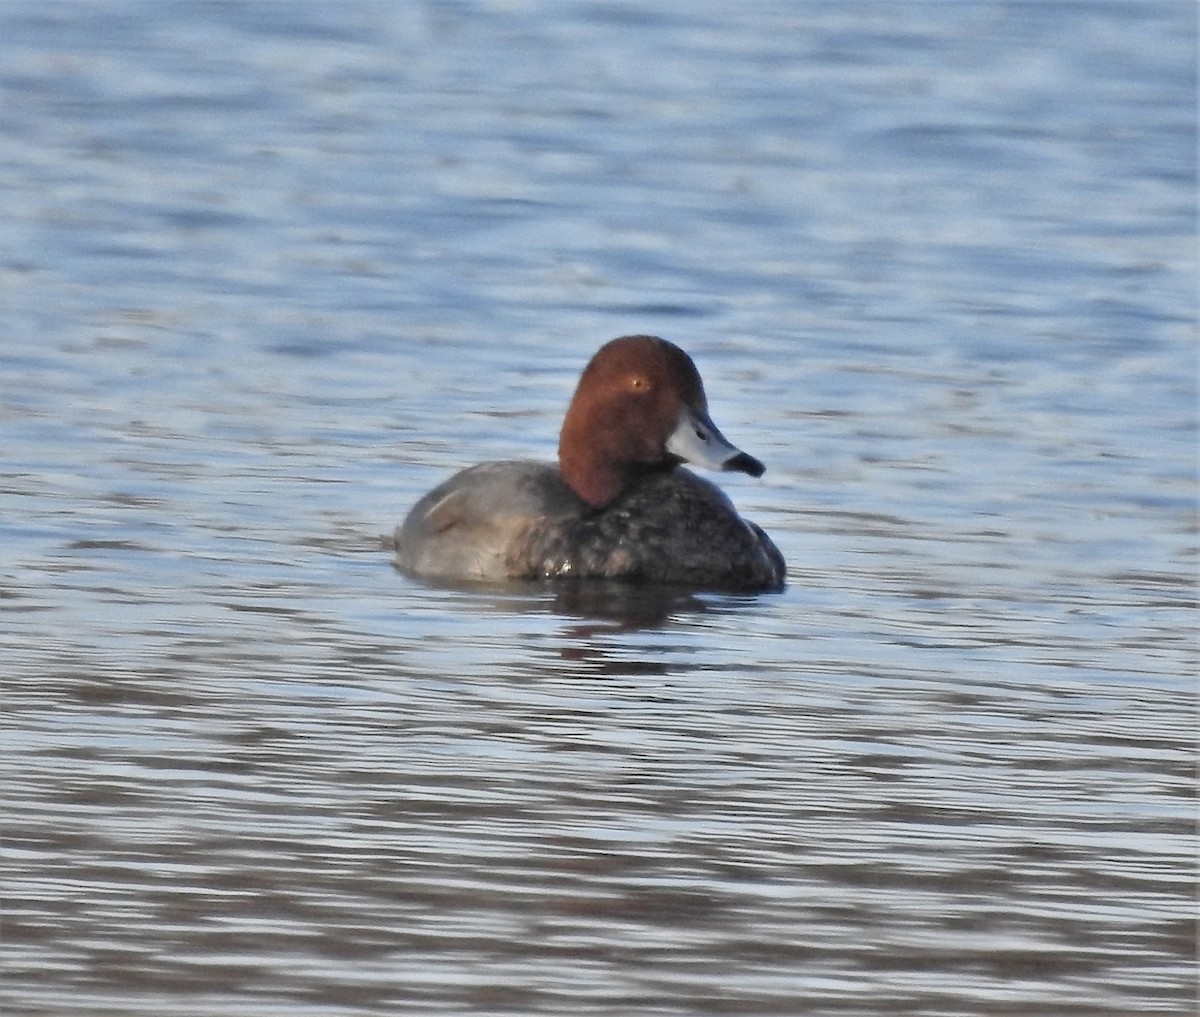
[{"x1": 564, "y1": 468, "x2": 785, "y2": 591}]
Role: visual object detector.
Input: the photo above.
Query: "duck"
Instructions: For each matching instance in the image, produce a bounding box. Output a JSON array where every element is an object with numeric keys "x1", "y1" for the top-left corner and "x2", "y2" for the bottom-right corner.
[{"x1": 392, "y1": 335, "x2": 785, "y2": 591}]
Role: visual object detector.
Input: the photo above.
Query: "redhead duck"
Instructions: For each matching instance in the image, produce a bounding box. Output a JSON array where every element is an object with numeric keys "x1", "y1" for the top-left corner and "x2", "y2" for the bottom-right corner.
[{"x1": 393, "y1": 335, "x2": 785, "y2": 591}]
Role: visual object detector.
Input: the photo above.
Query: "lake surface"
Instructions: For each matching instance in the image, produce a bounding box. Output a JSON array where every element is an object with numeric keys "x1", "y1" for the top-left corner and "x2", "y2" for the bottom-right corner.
[{"x1": 2, "y1": 2, "x2": 1196, "y2": 1015}]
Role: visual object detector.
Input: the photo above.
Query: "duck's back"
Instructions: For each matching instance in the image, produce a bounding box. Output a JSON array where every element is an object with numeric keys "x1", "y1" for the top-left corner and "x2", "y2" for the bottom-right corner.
[
  {"x1": 393, "y1": 461, "x2": 784, "y2": 591},
  {"x1": 392, "y1": 461, "x2": 575, "y2": 582}
]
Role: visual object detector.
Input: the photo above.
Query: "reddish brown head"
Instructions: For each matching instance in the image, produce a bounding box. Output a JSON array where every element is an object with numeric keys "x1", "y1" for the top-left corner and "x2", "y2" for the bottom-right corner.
[{"x1": 557, "y1": 335, "x2": 764, "y2": 507}]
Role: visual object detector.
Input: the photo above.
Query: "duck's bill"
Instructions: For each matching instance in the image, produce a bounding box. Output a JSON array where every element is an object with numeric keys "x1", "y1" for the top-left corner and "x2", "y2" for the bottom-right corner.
[
  {"x1": 722, "y1": 451, "x2": 765, "y2": 477},
  {"x1": 666, "y1": 406, "x2": 765, "y2": 477}
]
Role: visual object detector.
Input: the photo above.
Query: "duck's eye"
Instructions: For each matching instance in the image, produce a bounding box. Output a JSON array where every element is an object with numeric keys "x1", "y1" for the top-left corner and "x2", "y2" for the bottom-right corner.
[{"x1": 629, "y1": 375, "x2": 651, "y2": 393}]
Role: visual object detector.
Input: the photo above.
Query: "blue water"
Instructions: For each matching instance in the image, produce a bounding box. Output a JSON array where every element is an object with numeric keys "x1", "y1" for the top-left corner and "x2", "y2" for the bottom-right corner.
[{"x1": 2, "y1": 3, "x2": 1195, "y2": 1015}]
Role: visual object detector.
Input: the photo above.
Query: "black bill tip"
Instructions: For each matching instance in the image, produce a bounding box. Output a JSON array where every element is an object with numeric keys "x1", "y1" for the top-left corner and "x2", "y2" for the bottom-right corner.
[{"x1": 723, "y1": 451, "x2": 765, "y2": 478}]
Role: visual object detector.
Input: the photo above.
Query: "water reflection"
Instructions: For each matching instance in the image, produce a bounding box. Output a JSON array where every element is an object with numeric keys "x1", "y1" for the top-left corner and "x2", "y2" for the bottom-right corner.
[{"x1": 406, "y1": 573, "x2": 763, "y2": 629}]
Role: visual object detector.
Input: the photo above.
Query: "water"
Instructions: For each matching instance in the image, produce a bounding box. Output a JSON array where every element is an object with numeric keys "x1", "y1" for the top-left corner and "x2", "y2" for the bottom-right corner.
[{"x1": 2, "y1": 2, "x2": 1196, "y2": 1015}]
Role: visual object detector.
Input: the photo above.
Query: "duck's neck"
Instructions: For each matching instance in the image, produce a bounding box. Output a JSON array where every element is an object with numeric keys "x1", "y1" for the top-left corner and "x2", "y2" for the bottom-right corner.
[
  {"x1": 558, "y1": 446, "x2": 624, "y2": 508},
  {"x1": 559, "y1": 449, "x2": 676, "y2": 509}
]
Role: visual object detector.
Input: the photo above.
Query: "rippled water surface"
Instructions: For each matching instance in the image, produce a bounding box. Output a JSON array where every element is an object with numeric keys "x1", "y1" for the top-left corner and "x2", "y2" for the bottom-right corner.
[{"x1": 2, "y1": 2, "x2": 1196, "y2": 1015}]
